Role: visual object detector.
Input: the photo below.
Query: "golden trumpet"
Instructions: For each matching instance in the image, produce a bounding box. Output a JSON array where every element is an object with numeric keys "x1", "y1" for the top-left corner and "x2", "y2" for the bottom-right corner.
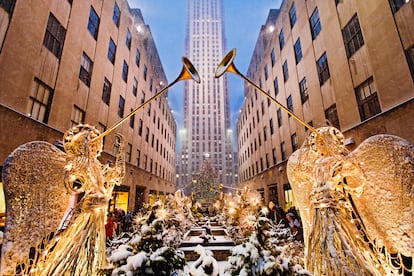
[
  {"x1": 93, "y1": 57, "x2": 200, "y2": 141},
  {"x1": 215, "y1": 48, "x2": 318, "y2": 135}
]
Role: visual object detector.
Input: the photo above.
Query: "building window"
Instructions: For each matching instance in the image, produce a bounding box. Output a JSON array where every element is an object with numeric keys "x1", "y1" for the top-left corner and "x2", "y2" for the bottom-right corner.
[
  {"x1": 277, "y1": 108, "x2": 282, "y2": 127},
  {"x1": 263, "y1": 126, "x2": 267, "y2": 141},
  {"x1": 43, "y1": 13, "x2": 66, "y2": 59},
  {"x1": 28, "y1": 78, "x2": 53, "y2": 123},
  {"x1": 325, "y1": 104, "x2": 340, "y2": 129},
  {"x1": 87, "y1": 6, "x2": 99, "y2": 39},
  {"x1": 264, "y1": 65, "x2": 269, "y2": 80},
  {"x1": 274, "y1": 77, "x2": 279, "y2": 96},
  {"x1": 284, "y1": 183, "x2": 294, "y2": 210},
  {"x1": 265, "y1": 154, "x2": 270, "y2": 168},
  {"x1": 317, "y1": 52, "x2": 330, "y2": 85},
  {"x1": 355, "y1": 77, "x2": 381, "y2": 121},
  {"x1": 0, "y1": 0, "x2": 16, "y2": 13},
  {"x1": 258, "y1": 133, "x2": 262, "y2": 146},
  {"x1": 102, "y1": 77, "x2": 111, "y2": 105},
  {"x1": 71, "y1": 105, "x2": 85, "y2": 126},
  {"x1": 126, "y1": 28, "x2": 131, "y2": 50},
  {"x1": 149, "y1": 78, "x2": 153, "y2": 92},
  {"x1": 306, "y1": 120, "x2": 314, "y2": 132},
  {"x1": 79, "y1": 52, "x2": 93, "y2": 87},
  {"x1": 299, "y1": 77, "x2": 308, "y2": 103},
  {"x1": 129, "y1": 109, "x2": 135, "y2": 128},
  {"x1": 113, "y1": 136, "x2": 121, "y2": 156},
  {"x1": 126, "y1": 143, "x2": 132, "y2": 163},
  {"x1": 118, "y1": 96, "x2": 125, "y2": 118},
  {"x1": 122, "y1": 60, "x2": 128, "y2": 82},
  {"x1": 143, "y1": 65, "x2": 147, "y2": 80},
  {"x1": 289, "y1": 3, "x2": 297, "y2": 27},
  {"x1": 132, "y1": 77, "x2": 138, "y2": 96},
  {"x1": 272, "y1": 148, "x2": 277, "y2": 165},
  {"x1": 271, "y1": 49, "x2": 276, "y2": 66},
  {"x1": 406, "y1": 45, "x2": 414, "y2": 81},
  {"x1": 310, "y1": 7, "x2": 322, "y2": 39},
  {"x1": 108, "y1": 38, "x2": 116, "y2": 64},
  {"x1": 136, "y1": 150, "x2": 141, "y2": 167},
  {"x1": 287, "y1": 95, "x2": 293, "y2": 115},
  {"x1": 270, "y1": 118, "x2": 274, "y2": 135},
  {"x1": 145, "y1": 127, "x2": 149, "y2": 142},
  {"x1": 343, "y1": 14, "x2": 364, "y2": 58},
  {"x1": 136, "y1": 49, "x2": 141, "y2": 66},
  {"x1": 291, "y1": 133, "x2": 298, "y2": 151},
  {"x1": 113, "y1": 2, "x2": 120, "y2": 27},
  {"x1": 97, "y1": 123, "x2": 106, "y2": 145},
  {"x1": 282, "y1": 60, "x2": 289, "y2": 82},
  {"x1": 294, "y1": 38, "x2": 302, "y2": 64},
  {"x1": 281, "y1": 142, "x2": 286, "y2": 160},
  {"x1": 389, "y1": 0, "x2": 407, "y2": 13},
  {"x1": 138, "y1": 119, "x2": 143, "y2": 136},
  {"x1": 279, "y1": 30, "x2": 285, "y2": 49},
  {"x1": 141, "y1": 91, "x2": 145, "y2": 104},
  {"x1": 143, "y1": 154, "x2": 147, "y2": 170}
]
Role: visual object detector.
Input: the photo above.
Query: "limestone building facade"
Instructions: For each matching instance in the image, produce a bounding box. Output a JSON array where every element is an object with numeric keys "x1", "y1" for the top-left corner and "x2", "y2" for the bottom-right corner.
[
  {"x1": 0, "y1": 0, "x2": 177, "y2": 212},
  {"x1": 236, "y1": 0, "x2": 414, "y2": 209},
  {"x1": 177, "y1": 0, "x2": 237, "y2": 194}
]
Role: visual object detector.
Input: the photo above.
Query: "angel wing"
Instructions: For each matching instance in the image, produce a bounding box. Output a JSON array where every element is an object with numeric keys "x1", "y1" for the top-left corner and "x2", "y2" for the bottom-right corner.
[
  {"x1": 344, "y1": 134, "x2": 414, "y2": 257},
  {"x1": 0, "y1": 141, "x2": 71, "y2": 274},
  {"x1": 288, "y1": 129, "x2": 414, "y2": 260},
  {"x1": 286, "y1": 146, "x2": 318, "y2": 243}
]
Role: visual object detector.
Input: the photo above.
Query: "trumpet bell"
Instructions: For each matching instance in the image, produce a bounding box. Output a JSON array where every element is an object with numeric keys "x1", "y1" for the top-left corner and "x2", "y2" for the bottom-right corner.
[
  {"x1": 182, "y1": 57, "x2": 201, "y2": 83},
  {"x1": 215, "y1": 48, "x2": 238, "y2": 78}
]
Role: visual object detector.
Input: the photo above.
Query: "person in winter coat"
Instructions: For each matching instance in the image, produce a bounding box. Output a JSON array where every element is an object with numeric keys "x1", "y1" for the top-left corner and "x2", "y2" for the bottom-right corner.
[{"x1": 105, "y1": 213, "x2": 116, "y2": 240}]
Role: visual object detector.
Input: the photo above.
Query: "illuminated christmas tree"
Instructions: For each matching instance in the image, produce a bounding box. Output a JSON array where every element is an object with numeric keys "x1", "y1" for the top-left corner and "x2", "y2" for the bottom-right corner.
[{"x1": 192, "y1": 160, "x2": 219, "y2": 205}]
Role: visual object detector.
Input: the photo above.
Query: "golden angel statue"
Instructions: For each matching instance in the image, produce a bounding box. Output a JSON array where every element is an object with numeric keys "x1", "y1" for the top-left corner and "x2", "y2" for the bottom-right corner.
[
  {"x1": 287, "y1": 126, "x2": 413, "y2": 275},
  {"x1": 1, "y1": 124, "x2": 125, "y2": 275}
]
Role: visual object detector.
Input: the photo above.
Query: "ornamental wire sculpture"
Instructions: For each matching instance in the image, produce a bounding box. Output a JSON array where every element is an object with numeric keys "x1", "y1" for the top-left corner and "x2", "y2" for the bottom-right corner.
[
  {"x1": 0, "y1": 57, "x2": 200, "y2": 275},
  {"x1": 216, "y1": 48, "x2": 413, "y2": 275}
]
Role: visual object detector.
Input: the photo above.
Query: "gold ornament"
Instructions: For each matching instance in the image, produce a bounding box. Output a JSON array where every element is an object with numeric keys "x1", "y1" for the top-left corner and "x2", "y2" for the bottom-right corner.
[
  {"x1": 1, "y1": 124, "x2": 125, "y2": 275},
  {"x1": 287, "y1": 126, "x2": 413, "y2": 275}
]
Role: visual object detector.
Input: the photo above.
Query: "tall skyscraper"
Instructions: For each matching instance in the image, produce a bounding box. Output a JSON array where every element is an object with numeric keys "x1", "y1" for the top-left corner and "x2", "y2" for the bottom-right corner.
[{"x1": 177, "y1": 0, "x2": 236, "y2": 193}]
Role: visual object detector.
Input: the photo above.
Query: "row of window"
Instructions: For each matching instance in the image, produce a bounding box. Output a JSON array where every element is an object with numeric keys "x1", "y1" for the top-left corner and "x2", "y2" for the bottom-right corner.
[
  {"x1": 238, "y1": 9, "x2": 370, "y2": 145},
  {"x1": 26, "y1": 79, "x2": 175, "y2": 170},
  {"x1": 35, "y1": 6, "x2": 177, "y2": 182},
  {"x1": 45, "y1": 6, "x2": 148, "y2": 91},
  {"x1": 128, "y1": 145, "x2": 175, "y2": 182},
  {"x1": 238, "y1": 77, "x2": 381, "y2": 180}
]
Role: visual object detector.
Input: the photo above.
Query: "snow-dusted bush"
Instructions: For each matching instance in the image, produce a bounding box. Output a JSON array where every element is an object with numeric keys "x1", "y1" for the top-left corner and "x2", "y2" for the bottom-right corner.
[
  {"x1": 106, "y1": 202, "x2": 187, "y2": 275},
  {"x1": 224, "y1": 216, "x2": 311, "y2": 276}
]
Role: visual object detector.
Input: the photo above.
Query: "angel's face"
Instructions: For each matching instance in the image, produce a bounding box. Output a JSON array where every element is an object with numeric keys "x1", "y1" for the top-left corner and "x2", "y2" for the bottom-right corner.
[
  {"x1": 308, "y1": 126, "x2": 345, "y2": 157},
  {"x1": 63, "y1": 124, "x2": 102, "y2": 157}
]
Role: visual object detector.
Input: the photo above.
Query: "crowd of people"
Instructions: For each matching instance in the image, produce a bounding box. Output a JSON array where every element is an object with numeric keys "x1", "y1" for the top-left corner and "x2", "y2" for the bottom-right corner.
[
  {"x1": 105, "y1": 208, "x2": 133, "y2": 240},
  {"x1": 267, "y1": 201, "x2": 303, "y2": 241}
]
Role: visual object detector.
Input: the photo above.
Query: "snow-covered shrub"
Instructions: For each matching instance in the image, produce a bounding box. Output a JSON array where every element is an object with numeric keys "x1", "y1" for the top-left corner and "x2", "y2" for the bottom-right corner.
[
  {"x1": 224, "y1": 216, "x2": 311, "y2": 276},
  {"x1": 106, "y1": 202, "x2": 186, "y2": 275}
]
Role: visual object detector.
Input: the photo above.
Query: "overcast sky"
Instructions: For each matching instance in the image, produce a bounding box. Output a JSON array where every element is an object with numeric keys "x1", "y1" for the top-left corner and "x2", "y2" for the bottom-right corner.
[{"x1": 127, "y1": 0, "x2": 283, "y2": 132}]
